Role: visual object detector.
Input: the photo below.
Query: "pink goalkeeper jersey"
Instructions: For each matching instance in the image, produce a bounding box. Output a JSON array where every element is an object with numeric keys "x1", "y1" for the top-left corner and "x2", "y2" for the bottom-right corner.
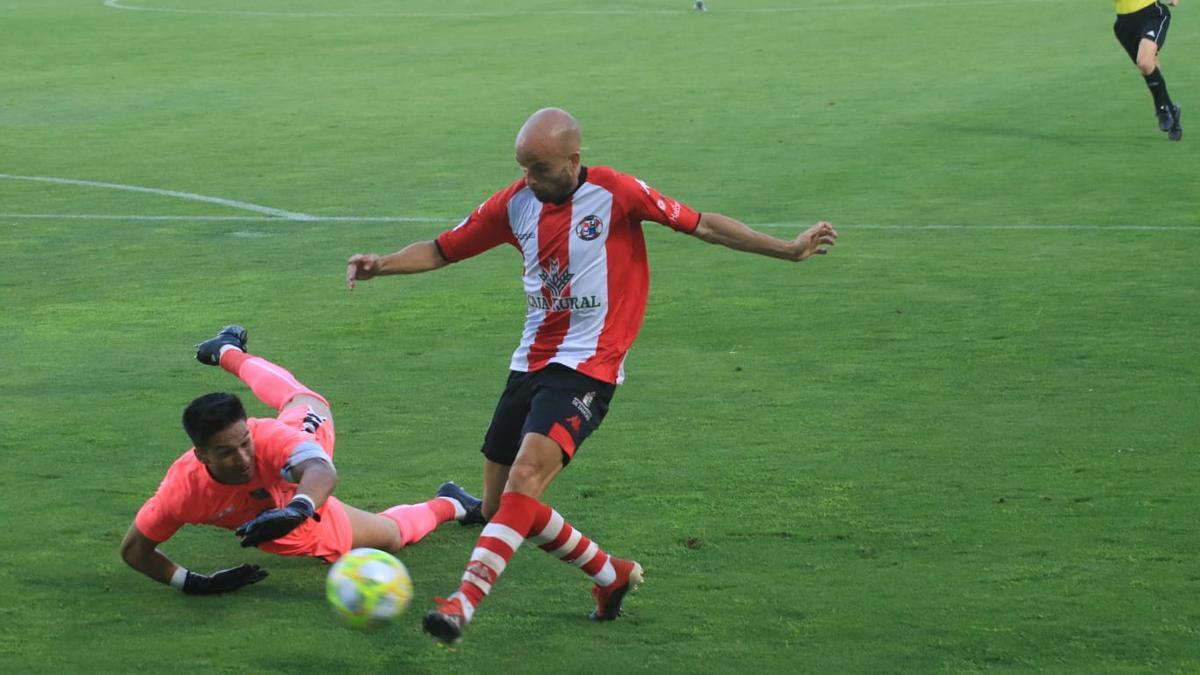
[
  {"x1": 134, "y1": 417, "x2": 320, "y2": 542},
  {"x1": 435, "y1": 166, "x2": 701, "y2": 385}
]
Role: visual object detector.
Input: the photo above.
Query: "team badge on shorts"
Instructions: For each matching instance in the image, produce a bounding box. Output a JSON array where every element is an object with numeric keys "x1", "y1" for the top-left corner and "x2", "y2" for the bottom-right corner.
[{"x1": 576, "y1": 215, "x2": 604, "y2": 241}]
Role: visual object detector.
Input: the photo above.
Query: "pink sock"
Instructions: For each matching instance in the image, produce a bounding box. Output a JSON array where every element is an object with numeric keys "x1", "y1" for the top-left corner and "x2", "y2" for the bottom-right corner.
[
  {"x1": 219, "y1": 350, "x2": 324, "y2": 412},
  {"x1": 381, "y1": 499, "x2": 457, "y2": 547}
]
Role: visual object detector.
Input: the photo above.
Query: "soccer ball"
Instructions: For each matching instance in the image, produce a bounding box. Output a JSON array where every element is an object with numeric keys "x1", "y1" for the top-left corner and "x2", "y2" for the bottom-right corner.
[{"x1": 326, "y1": 548, "x2": 413, "y2": 629}]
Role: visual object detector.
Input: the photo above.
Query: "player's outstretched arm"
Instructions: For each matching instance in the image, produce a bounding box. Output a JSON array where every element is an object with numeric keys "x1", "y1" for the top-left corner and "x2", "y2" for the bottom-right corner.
[
  {"x1": 235, "y1": 458, "x2": 338, "y2": 548},
  {"x1": 346, "y1": 241, "x2": 449, "y2": 290},
  {"x1": 692, "y1": 213, "x2": 838, "y2": 262},
  {"x1": 119, "y1": 522, "x2": 268, "y2": 594}
]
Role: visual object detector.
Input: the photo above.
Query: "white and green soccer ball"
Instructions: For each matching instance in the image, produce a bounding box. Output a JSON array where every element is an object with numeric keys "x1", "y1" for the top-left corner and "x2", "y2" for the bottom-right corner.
[{"x1": 326, "y1": 548, "x2": 413, "y2": 629}]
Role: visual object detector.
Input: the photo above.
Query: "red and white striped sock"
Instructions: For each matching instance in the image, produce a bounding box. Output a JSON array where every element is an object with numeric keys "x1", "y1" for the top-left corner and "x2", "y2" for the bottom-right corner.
[
  {"x1": 447, "y1": 492, "x2": 618, "y2": 623},
  {"x1": 528, "y1": 503, "x2": 617, "y2": 586},
  {"x1": 450, "y1": 491, "x2": 540, "y2": 622},
  {"x1": 219, "y1": 350, "x2": 325, "y2": 412}
]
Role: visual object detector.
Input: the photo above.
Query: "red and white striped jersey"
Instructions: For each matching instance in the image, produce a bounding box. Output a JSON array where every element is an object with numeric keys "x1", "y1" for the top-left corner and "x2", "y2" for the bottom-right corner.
[{"x1": 435, "y1": 166, "x2": 701, "y2": 385}]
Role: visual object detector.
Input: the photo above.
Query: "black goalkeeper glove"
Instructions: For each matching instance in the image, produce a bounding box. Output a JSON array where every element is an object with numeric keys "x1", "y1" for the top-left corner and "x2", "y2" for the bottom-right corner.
[
  {"x1": 235, "y1": 497, "x2": 320, "y2": 548},
  {"x1": 181, "y1": 564, "x2": 269, "y2": 595}
]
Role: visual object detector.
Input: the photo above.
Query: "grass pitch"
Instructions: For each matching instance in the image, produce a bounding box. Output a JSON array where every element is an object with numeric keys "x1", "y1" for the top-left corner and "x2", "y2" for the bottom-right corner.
[{"x1": 2, "y1": 1, "x2": 1198, "y2": 673}]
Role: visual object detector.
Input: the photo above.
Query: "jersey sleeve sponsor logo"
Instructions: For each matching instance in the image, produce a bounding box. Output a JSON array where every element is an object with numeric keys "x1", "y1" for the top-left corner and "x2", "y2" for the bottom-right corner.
[
  {"x1": 654, "y1": 197, "x2": 683, "y2": 224},
  {"x1": 576, "y1": 215, "x2": 604, "y2": 241},
  {"x1": 637, "y1": 176, "x2": 684, "y2": 224}
]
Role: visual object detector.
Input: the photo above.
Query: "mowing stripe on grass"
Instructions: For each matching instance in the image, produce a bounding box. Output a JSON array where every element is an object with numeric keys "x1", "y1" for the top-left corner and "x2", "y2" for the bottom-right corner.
[
  {"x1": 4, "y1": 173, "x2": 1193, "y2": 230},
  {"x1": 1, "y1": 212, "x2": 1194, "y2": 231},
  {"x1": 102, "y1": 0, "x2": 1044, "y2": 19}
]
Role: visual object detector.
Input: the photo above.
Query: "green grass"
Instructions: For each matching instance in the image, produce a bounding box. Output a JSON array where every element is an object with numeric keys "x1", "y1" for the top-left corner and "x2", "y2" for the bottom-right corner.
[{"x1": 2, "y1": 0, "x2": 1198, "y2": 673}]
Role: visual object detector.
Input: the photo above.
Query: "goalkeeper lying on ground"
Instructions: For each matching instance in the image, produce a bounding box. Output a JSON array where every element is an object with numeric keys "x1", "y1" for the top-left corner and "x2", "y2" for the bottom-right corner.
[{"x1": 119, "y1": 326, "x2": 484, "y2": 595}]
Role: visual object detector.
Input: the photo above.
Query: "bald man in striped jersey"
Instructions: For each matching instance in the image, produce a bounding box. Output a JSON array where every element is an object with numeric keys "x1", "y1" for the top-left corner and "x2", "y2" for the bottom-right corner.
[
  {"x1": 346, "y1": 108, "x2": 837, "y2": 643},
  {"x1": 1114, "y1": 0, "x2": 1183, "y2": 140}
]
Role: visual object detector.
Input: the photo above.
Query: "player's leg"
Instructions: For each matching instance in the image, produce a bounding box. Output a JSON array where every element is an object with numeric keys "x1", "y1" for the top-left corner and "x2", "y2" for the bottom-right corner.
[
  {"x1": 524, "y1": 485, "x2": 643, "y2": 621},
  {"x1": 196, "y1": 325, "x2": 330, "y2": 417},
  {"x1": 424, "y1": 367, "x2": 634, "y2": 643},
  {"x1": 425, "y1": 434, "x2": 640, "y2": 642},
  {"x1": 481, "y1": 458, "x2": 510, "y2": 521},
  {"x1": 504, "y1": 432, "x2": 564, "y2": 497},
  {"x1": 506, "y1": 372, "x2": 639, "y2": 619},
  {"x1": 420, "y1": 373, "x2": 535, "y2": 642},
  {"x1": 345, "y1": 483, "x2": 482, "y2": 551},
  {"x1": 261, "y1": 486, "x2": 480, "y2": 562},
  {"x1": 505, "y1": 433, "x2": 642, "y2": 620},
  {"x1": 477, "y1": 371, "x2": 536, "y2": 520},
  {"x1": 342, "y1": 504, "x2": 403, "y2": 550}
]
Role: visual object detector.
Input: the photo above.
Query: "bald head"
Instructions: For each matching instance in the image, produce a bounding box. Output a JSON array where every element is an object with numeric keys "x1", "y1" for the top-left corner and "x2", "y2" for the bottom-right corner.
[
  {"x1": 514, "y1": 108, "x2": 583, "y2": 203},
  {"x1": 515, "y1": 107, "x2": 581, "y2": 158}
]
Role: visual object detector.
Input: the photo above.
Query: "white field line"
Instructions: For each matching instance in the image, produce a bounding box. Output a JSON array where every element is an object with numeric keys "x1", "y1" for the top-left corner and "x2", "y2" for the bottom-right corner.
[
  {"x1": 0, "y1": 213, "x2": 1195, "y2": 231},
  {"x1": 0, "y1": 173, "x2": 316, "y2": 221},
  {"x1": 101, "y1": 0, "x2": 1042, "y2": 19}
]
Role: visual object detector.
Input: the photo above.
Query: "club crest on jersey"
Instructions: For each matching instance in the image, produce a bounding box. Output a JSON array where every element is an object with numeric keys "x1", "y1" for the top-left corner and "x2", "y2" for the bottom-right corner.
[{"x1": 576, "y1": 215, "x2": 604, "y2": 241}]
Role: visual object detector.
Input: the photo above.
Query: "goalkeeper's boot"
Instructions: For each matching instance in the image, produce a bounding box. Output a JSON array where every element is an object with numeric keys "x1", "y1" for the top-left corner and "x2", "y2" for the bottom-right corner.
[
  {"x1": 196, "y1": 325, "x2": 248, "y2": 365},
  {"x1": 589, "y1": 558, "x2": 644, "y2": 620},
  {"x1": 424, "y1": 594, "x2": 470, "y2": 644},
  {"x1": 436, "y1": 481, "x2": 486, "y2": 526},
  {"x1": 1157, "y1": 104, "x2": 1175, "y2": 132},
  {"x1": 1168, "y1": 105, "x2": 1182, "y2": 142}
]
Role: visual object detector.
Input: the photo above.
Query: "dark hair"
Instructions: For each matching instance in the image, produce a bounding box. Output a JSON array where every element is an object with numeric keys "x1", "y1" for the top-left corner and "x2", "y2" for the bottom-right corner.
[{"x1": 182, "y1": 393, "x2": 247, "y2": 448}]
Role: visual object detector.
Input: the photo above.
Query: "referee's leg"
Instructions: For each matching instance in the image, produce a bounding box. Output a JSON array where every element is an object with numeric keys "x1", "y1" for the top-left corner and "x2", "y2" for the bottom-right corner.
[{"x1": 1135, "y1": 37, "x2": 1161, "y2": 77}]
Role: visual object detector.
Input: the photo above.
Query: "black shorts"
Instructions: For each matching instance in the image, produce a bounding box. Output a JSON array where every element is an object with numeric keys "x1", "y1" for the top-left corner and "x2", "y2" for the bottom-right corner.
[
  {"x1": 480, "y1": 364, "x2": 616, "y2": 466},
  {"x1": 1114, "y1": 2, "x2": 1171, "y2": 63}
]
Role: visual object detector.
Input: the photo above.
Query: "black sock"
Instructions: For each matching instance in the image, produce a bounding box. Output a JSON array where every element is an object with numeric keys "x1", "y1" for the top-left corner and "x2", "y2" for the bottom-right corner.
[{"x1": 1143, "y1": 68, "x2": 1175, "y2": 110}]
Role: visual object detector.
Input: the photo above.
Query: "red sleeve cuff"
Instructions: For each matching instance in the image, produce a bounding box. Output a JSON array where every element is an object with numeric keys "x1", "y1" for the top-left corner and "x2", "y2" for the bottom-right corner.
[{"x1": 434, "y1": 231, "x2": 460, "y2": 263}]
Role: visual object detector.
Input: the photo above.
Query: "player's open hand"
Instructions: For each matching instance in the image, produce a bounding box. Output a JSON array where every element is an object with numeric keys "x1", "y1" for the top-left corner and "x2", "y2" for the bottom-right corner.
[
  {"x1": 346, "y1": 253, "x2": 382, "y2": 290},
  {"x1": 791, "y1": 221, "x2": 838, "y2": 261},
  {"x1": 181, "y1": 564, "x2": 269, "y2": 595},
  {"x1": 235, "y1": 498, "x2": 319, "y2": 548}
]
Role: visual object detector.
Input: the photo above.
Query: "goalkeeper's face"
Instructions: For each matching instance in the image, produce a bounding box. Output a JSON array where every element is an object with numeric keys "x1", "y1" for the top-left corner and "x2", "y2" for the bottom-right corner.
[{"x1": 195, "y1": 419, "x2": 257, "y2": 485}]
